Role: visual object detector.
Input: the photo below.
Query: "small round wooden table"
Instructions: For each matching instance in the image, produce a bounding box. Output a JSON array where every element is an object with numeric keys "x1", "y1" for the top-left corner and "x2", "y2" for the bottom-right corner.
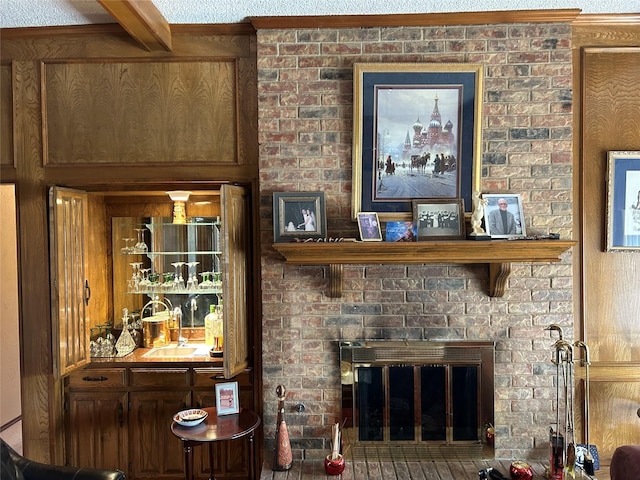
[{"x1": 171, "y1": 407, "x2": 261, "y2": 480}]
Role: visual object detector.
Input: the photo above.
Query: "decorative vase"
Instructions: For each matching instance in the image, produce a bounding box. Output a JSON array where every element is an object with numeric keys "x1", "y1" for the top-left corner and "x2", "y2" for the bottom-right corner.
[
  {"x1": 324, "y1": 454, "x2": 345, "y2": 475},
  {"x1": 509, "y1": 460, "x2": 533, "y2": 480}
]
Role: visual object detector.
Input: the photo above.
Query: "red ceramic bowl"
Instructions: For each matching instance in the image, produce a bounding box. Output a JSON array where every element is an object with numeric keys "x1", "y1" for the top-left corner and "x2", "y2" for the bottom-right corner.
[
  {"x1": 510, "y1": 460, "x2": 533, "y2": 480},
  {"x1": 324, "y1": 454, "x2": 345, "y2": 475}
]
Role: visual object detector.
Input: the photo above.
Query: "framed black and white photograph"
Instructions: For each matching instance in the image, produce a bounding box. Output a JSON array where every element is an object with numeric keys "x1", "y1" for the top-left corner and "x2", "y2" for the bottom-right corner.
[
  {"x1": 412, "y1": 199, "x2": 465, "y2": 241},
  {"x1": 357, "y1": 212, "x2": 383, "y2": 241},
  {"x1": 273, "y1": 192, "x2": 327, "y2": 242},
  {"x1": 352, "y1": 63, "x2": 483, "y2": 221},
  {"x1": 215, "y1": 381, "x2": 239, "y2": 416},
  {"x1": 482, "y1": 194, "x2": 526, "y2": 239},
  {"x1": 606, "y1": 150, "x2": 640, "y2": 251}
]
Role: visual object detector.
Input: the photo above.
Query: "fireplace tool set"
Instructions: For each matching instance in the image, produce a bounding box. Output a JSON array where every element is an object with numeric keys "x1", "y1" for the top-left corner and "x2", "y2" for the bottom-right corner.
[{"x1": 546, "y1": 325, "x2": 599, "y2": 479}]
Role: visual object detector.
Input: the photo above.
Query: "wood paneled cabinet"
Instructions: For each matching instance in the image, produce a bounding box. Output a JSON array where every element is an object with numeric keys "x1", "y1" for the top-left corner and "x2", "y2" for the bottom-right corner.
[
  {"x1": 66, "y1": 367, "x2": 253, "y2": 480},
  {"x1": 55, "y1": 184, "x2": 256, "y2": 479},
  {"x1": 50, "y1": 185, "x2": 252, "y2": 380}
]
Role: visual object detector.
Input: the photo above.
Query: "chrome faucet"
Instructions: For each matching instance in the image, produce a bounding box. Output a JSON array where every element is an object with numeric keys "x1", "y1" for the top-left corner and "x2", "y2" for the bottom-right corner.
[
  {"x1": 174, "y1": 307, "x2": 187, "y2": 346},
  {"x1": 190, "y1": 298, "x2": 197, "y2": 328}
]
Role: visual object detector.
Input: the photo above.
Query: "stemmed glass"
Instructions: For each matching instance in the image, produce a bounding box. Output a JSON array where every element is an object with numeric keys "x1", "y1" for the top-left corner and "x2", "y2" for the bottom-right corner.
[
  {"x1": 186, "y1": 262, "x2": 199, "y2": 290},
  {"x1": 121, "y1": 237, "x2": 134, "y2": 254},
  {"x1": 138, "y1": 268, "x2": 151, "y2": 292},
  {"x1": 171, "y1": 262, "x2": 185, "y2": 291},
  {"x1": 134, "y1": 228, "x2": 148, "y2": 254},
  {"x1": 199, "y1": 271, "x2": 213, "y2": 291},
  {"x1": 129, "y1": 262, "x2": 143, "y2": 293},
  {"x1": 163, "y1": 272, "x2": 175, "y2": 292},
  {"x1": 213, "y1": 272, "x2": 222, "y2": 290}
]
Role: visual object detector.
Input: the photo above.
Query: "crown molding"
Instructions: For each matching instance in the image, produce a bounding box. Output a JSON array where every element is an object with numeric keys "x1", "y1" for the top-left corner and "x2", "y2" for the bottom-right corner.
[{"x1": 250, "y1": 9, "x2": 582, "y2": 29}]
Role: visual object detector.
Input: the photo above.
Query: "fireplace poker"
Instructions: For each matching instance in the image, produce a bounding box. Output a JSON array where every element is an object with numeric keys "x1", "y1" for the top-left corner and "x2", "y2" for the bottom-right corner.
[{"x1": 574, "y1": 341, "x2": 598, "y2": 475}]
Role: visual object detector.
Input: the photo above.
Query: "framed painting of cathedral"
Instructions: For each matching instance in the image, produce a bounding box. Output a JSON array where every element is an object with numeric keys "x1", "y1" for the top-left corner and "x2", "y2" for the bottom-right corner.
[{"x1": 351, "y1": 63, "x2": 483, "y2": 222}]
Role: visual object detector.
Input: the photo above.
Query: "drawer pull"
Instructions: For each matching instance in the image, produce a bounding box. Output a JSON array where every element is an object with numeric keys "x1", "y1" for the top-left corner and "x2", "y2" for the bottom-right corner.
[{"x1": 82, "y1": 375, "x2": 108, "y2": 382}]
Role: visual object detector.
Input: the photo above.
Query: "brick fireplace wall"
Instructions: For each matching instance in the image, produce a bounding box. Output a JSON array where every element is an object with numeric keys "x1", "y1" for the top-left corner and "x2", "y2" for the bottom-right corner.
[{"x1": 257, "y1": 21, "x2": 574, "y2": 461}]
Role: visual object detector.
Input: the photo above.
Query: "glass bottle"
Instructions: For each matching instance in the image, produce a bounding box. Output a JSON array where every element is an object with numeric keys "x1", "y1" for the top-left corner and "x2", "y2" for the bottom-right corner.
[
  {"x1": 212, "y1": 303, "x2": 224, "y2": 352},
  {"x1": 204, "y1": 304, "x2": 217, "y2": 347}
]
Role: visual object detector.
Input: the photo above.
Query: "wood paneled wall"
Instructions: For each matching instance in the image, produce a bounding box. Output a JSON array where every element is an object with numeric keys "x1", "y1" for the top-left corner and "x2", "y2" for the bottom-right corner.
[
  {"x1": 573, "y1": 19, "x2": 640, "y2": 461},
  {"x1": 0, "y1": 24, "x2": 259, "y2": 463}
]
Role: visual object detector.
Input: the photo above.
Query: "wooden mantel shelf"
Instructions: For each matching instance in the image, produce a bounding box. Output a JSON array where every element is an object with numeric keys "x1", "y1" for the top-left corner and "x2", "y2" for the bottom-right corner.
[{"x1": 272, "y1": 239, "x2": 576, "y2": 298}]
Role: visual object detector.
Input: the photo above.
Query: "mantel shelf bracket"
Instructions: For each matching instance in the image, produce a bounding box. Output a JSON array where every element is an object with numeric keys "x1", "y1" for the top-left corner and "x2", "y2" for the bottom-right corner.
[
  {"x1": 488, "y1": 262, "x2": 511, "y2": 298},
  {"x1": 329, "y1": 264, "x2": 343, "y2": 298}
]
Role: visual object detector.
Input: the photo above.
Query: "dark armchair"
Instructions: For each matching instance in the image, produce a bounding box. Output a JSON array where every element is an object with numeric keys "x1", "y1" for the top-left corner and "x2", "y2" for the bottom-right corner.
[{"x1": 1, "y1": 438, "x2": 125, "y2": 480}]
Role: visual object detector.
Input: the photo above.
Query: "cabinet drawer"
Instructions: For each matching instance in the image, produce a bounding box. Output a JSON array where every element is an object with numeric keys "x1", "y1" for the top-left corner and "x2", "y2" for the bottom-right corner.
[
  {"x1": 130, "y1": 368, "x2": 190, "y2": 387},
  {"x1": 193, "y1": 368, "x2": 251, "y2": 388},
  {"x1": 67, "y1": 368, "x2": 126, "y2": 388}
]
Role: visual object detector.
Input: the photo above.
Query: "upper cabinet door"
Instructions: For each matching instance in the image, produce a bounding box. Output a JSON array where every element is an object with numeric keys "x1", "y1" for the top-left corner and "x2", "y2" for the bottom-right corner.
[
  {"x1": 49, "y1": 187, "x2": 90, "y2": 377},
  {"x1": 221, "y1": 184, "x2": 250, "y2": 379}
]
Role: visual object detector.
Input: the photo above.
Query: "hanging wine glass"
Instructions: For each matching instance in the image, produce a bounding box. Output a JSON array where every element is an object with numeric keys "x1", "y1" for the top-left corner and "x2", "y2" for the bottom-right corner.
[{"x1": 134, "y1": 228, "x2": 148, "y2": 254}]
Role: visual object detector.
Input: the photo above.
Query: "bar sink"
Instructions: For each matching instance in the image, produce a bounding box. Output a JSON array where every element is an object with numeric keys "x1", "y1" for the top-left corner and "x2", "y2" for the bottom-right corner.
[{"x1": 142, "y1": 344, "x2": 211, "y2": 358}]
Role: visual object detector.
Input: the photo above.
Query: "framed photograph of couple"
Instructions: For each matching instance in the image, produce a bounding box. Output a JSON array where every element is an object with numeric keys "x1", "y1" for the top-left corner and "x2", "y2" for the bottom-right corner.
[
  {"x1": 606, "y1": 150, "x2": 640, "y2": 251},
  {"x1": 351, "y1": 63, "x2": 483, "y2": 222},
  {"x1": 273, "y1": 192, "x2": 327, "y2": 243},
  {"x1": 482, "y1": 194, "x2": 526, "y2": 239},
  {"x1": 413, "y1": 199, "x2": 465, "y2": 241}
]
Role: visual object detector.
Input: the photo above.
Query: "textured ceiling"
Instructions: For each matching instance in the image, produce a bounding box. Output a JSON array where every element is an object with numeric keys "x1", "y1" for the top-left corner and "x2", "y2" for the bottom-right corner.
[{"x1": 0, "y1": 0, "x2": 637, "y2": 29}]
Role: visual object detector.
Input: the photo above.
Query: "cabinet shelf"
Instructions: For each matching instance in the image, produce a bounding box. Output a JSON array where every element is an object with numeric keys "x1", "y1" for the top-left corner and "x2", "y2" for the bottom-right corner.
[
  {"x1": 272, "y1": 239, "x2": 576, "y2": 297},
  {"x1": 121, "y1": 251, "x2": 221, "y2": 256},
  {"x1": 129, "y1": 288, "x2": 222, "y2": 296}
]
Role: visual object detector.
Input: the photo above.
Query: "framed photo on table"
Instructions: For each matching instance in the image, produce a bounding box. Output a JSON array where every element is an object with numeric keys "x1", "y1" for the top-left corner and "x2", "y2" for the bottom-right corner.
[
  {"x1": 215, "y1": 381, "x2": 239, "y2": 416},
  {"x1": 606, "y1": 150, "x2": 640, "y2": 251},
  {"x1": 273, "y1": 192, "x2": 326, "y2": 242},
  {"x1": 412, "y1": 199, "x2": 465, "y2": 241},
  {"x1": 351, "y1": 63, "x2": 483, "y2": 221},
  {"x1": 357, "y1": 212, "x2": 383, "y2": 241},
  {"x1": 482, "y1": 194, "x2": 526, "y2": 239}
]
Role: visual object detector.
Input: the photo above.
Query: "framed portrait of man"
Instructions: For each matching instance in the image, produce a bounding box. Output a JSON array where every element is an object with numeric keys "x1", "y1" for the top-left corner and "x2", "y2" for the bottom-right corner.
[{"x1": 482, "y1": 194, "x2": 526, "y2": 239}]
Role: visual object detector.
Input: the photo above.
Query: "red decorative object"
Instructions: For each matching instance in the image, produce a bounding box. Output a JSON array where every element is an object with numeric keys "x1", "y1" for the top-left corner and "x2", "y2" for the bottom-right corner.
[
  {"x1": 509, "y1": 460, "x2": 533, "y2": 480},
  {"x1": 324, "y1": 454, "x2": 346, "y2": 475},
  {"x1": 485, "y1": 422, "x2": 495, "y2": 447}
]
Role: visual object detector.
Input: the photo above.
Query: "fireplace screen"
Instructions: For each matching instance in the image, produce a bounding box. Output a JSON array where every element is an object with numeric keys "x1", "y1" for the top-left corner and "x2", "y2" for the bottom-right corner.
[{"x1": 341, "y1": 341, "x2": 494, "y2": 460}]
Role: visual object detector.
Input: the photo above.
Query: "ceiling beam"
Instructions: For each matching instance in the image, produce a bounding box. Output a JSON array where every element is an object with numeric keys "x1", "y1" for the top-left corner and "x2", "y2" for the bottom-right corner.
[{"x1": 96, "y1": 0, "x2": 172, "y2": 52}]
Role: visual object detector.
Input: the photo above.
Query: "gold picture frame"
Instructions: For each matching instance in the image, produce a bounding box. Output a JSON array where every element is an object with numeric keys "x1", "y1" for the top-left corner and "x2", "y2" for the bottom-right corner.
[
  {"x1": 352, "y1": 63, "x2": 483, "y2": 222},
  {"x1": 606, "y1": 150, "x2": 640, "y2": 251}
]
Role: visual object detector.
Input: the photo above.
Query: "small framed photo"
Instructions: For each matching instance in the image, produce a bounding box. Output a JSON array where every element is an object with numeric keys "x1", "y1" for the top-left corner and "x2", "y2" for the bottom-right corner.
[
  {"x1": 606, "y1": 150, "x2": 640, "y2": 251},
  {"x1": 482, "y1": 194, "x2": 526, "y2": 239},
  {"x1": 385, "y1": 221, "x2": 417, "y2": 242},
  {"x1": 357, "y1": 212, "x2": 382, "y2": 241},
  {"x1": 273, "y1": 192, "x2": 327, "y2": 242},
  {"x1": 412, "y1": 199, "x2": 465, "y2": 241},
  {"x1": 215, "y1": 381, "x2": 239, "y2": 416}
]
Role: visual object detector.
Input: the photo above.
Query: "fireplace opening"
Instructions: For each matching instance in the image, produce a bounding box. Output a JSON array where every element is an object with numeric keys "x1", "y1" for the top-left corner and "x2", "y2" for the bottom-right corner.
[{"x1": 340, "y1": 341, "x2": 494, "y2": 460}]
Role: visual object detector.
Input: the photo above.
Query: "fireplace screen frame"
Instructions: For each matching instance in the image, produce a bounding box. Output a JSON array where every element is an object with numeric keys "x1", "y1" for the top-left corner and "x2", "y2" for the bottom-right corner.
[{"x1": 340, "y1": 340, "x2": 494, "y2": 459}]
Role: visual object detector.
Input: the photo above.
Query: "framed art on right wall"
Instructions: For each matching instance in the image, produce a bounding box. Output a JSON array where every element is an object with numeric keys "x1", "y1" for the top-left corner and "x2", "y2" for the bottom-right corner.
[
  {"x1": 483, "y1": 194, "x2": 526, "y2": 239},
  {"x1": 606, "y1": 150, "x2": 640, "y2": 251}
]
